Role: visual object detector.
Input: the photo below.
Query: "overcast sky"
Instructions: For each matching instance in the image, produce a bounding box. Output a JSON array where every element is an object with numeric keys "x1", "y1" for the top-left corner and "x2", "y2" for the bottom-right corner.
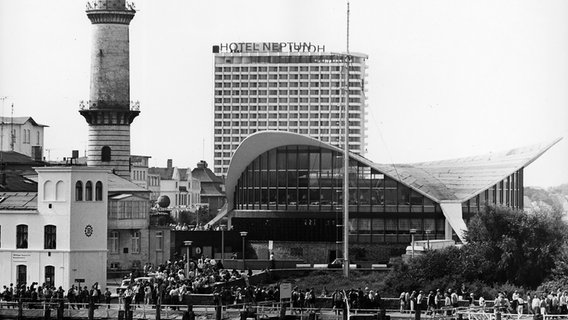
[{"x1": 0, "y1": 0, "x2": 567, "y2": 187}]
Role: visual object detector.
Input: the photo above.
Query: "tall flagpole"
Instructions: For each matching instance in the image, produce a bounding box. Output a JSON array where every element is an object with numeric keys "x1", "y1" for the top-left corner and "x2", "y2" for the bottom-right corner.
[{"x1": 343, "y1": 0, "x2": 351, "y2": 279}]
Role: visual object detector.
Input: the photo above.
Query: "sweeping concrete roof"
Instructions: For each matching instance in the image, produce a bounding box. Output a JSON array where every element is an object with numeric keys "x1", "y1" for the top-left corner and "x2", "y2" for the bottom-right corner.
[
  {"x1": 225, "y1": 131, "x2": 561, "y2": 211},
  {"x1": 369, "y1": 137, "x2": 561, "y2": 202}
]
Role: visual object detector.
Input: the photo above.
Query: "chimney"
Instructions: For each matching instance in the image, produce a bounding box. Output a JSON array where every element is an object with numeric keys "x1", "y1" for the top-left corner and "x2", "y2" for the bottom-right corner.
[
  {"x1": 167, "y1": 159, "x2": 173, "y2": 169},
  {"x1": 197, "y1": 160, "x2": 207, "y2": 169}
]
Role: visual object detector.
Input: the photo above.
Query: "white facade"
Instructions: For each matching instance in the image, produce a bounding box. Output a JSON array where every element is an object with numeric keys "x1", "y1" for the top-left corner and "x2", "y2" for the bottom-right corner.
[
  {"x1": 0, "y1": 167, "x2": 108, "y2": 289},
  {"x1": 212, "y1": 45, "x2": 368, "y2": 174},
  {"x1": 130, "y1": 155, "x2": 150, "y2": 188},
  {"x1": 0, "y1": 117, "x2": 46, "y2": 160}
]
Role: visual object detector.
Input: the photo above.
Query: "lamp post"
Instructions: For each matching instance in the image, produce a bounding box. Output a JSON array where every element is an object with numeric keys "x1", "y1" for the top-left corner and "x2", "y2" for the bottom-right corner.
[
  {"x1": 184, "y1": 240, "x2": 193, "y2": 277},
  {"x1": 409, "y1": 229, "x2": 417, "y2": 258},
  {"x1": 220, "y1": 224, "x2": 227, "y2": 264},
  {"x1": 240, "y1": 231, "x2": 248, "y2": 270},
  {"x1": 425, "y1": 229, "x2": 432, "y2": 250}
]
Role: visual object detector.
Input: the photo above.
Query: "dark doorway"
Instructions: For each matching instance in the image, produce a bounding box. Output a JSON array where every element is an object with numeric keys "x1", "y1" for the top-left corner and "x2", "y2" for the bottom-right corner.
[
  {"x1": 17, "y1": 265, "x2": 27, "y2": 286},
  {"x1": 329, "y1": 250, "x2": 337, "y2": 263}
]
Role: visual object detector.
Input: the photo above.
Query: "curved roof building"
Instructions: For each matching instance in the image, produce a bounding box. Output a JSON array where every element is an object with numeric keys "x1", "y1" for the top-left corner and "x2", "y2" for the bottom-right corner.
[{"x1": 217, "y1": 131, "x2": 560, "y2": 263}]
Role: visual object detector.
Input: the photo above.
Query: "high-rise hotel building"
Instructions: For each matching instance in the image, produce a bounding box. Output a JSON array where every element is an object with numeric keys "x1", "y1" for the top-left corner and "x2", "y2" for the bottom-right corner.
[{"x1": 212, "y1": 42, "x2": 368, "y2": 175}]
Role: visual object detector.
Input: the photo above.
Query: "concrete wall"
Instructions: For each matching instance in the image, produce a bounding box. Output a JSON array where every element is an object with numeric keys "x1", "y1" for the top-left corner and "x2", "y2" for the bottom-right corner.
[{"x1": 249, "y1": 241, "x2": 406, "y2": 265}]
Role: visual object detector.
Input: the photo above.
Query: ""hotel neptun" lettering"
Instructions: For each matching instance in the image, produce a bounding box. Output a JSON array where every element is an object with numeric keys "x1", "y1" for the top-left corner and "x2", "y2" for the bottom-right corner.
[{"x1": 217, "y1": 42, "x2": 326, "y2": 53}]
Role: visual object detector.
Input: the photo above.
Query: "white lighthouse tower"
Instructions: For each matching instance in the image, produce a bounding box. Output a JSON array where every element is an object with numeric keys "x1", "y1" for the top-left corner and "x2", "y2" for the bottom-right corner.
[{"x1": 80, "y1": 0, "x2": 139, "y2": 179}]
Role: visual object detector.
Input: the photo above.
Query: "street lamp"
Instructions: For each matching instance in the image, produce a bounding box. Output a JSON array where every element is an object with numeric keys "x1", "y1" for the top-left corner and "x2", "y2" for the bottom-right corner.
[
  {"x1": 409, "y1": 229, "x2": 417, "y2": 258},
  {"x1": 184, "y1": 240, "x2": 193, "y2": 277},
  {"x1": 220, "y1": 224, "x2": 227, "y2": 265},
  {"x1": 240, "y1": 231, "x2": 248, "y2": 270},
  {"x1": 425, "y1": 229, "x2": 432, "y2": 250}
]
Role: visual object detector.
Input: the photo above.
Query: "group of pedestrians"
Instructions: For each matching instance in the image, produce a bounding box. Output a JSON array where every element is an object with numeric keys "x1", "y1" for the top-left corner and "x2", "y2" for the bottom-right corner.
[
  {"x1": 399, "y1": 288, "x2": 465, "y2": 314},
  {"x1": 494, "y1": 290, "x2": 568, "y2": 315}
]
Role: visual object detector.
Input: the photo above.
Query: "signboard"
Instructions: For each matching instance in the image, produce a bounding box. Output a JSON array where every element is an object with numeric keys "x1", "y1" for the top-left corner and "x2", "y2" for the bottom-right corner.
[
  {"x1": 12, "y1": 253, "x2": 32, "y2": 263},
  {"x1": 268, "y1": 240, "x2": 273, "y2": 250},
  {"x1": 280, "y1": 282, "x2": 292, "y2": 300},
  {"x1": 215, "y1": 42, "x2": 326, "y2": 53},
  {"x1": 75, "y1": 279, "x2": 85, "y2": 283}
]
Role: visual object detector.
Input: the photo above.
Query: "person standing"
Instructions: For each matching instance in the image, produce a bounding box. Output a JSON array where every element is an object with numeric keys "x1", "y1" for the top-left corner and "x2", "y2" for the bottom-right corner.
[
  {"x1": 269, "y1": 252, "x2": 275, "y2": 269},
  {"x1": 517, "y1": 293, "x2": 525, "y2": 316},
  {"x1": 427, "y1": 291, "x2": 436, "y2": 315},
  {"x1": 104, "y1": 288, "x2": 112, "y2": 309}
]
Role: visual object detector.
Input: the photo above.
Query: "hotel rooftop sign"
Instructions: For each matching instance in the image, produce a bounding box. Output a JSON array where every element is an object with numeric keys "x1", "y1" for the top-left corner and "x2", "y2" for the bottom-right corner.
[{"x1": 213, "y1": 42, "x2": 326, "y2": 53}]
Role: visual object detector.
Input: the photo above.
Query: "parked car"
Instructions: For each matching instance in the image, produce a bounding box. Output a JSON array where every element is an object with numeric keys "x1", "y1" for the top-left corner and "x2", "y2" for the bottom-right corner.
[{"x1": 328, "y1": 258, "x2": 344, "y2": 268}]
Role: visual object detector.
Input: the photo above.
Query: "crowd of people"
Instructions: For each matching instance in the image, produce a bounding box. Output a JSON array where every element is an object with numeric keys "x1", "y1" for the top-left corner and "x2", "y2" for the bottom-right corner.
[
  {"x1": 5, "y1": 263, "x2": 568, "y2": 317},
  {"x1": 397, "y1": 287, "x2": 568, "y2": 316},
  {"x1": 0, "y1": 281, "x2": 111, "y2": 308},
  {"x1": 116, "y1": 256, "x2": 252, "y2": 306}
]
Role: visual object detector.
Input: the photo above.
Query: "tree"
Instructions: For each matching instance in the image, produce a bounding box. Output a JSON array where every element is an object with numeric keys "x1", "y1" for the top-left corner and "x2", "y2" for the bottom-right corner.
[{"x1": 463, "y1": 205, "x2": 568, "y2": 287}]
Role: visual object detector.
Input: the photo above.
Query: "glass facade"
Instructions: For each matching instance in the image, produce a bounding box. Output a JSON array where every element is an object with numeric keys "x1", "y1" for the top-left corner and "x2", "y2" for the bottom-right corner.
[
  {"x1": 232, "y1": 145, "x2": 446, "y2": 244},
  {"x1": 462, "y1": 168, "x2": 524, "y2": 218}
]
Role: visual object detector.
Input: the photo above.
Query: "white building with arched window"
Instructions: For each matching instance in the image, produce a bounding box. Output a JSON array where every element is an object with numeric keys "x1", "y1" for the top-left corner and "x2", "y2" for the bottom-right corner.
[{"x1": 0, "y1": 167, "x2": 108, "y2": 290}]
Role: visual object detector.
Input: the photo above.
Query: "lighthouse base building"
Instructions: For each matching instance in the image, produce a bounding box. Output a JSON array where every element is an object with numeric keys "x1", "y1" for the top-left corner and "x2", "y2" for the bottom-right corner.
[{"x1": 0, "y1": 167, "x2": 109, "y2": 290}]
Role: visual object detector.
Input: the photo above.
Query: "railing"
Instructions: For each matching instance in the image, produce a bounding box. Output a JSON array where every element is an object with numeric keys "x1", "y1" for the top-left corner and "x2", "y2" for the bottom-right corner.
[{"x1": 3, "y1": 299, "x2": 561, "y2": 320}]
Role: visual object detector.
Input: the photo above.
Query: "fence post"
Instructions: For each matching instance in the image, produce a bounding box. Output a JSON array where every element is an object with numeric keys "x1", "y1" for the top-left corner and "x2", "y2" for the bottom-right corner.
[
  {"x1": 156, "y1": 299, "x2": 161, "y2": 320},
  {"x1": 88, "y1": 300, "x2": 94, "y2": 320},
  {"x1": 216, "y1": 304, "x2": 222, "y2": 320},
  {"x1": 57, "y1": 300, "x2": 64, "y2": 320},
  {"x1": 17, "y1": 299, "x2": 23, "y2": 320},
  {"x1": 44, "y1": 303, "x2": 51, "y2": 320}
]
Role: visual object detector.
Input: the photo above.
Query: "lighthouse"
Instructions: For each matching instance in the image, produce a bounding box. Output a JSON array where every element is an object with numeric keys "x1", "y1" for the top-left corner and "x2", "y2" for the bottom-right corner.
[{"x1": 80, "y1": 0, "x2": 138, "y2": 179}]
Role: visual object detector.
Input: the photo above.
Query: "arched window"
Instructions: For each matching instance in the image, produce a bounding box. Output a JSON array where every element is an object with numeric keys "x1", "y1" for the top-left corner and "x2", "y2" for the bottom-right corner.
[
  {"x1": 101, "y1": 146, "x2": 111, "y2": 162},
  {"x1": 43, "y1": 180, "x2": 54, "y2": 201},
  {"x1": 44, "y1": 225, "x2": 56, "y2": 249},
  {"x1": 45, "y1": 266, "x2": 55, "y2": 287},
  {"x1": 85, "y1": 181, "x2": 93, "y2": 201},
  {"x1": 95, "y1": 181, "x2": 103, "y2": 201},
  {"x1": 16, "y1": 265, "x2": 27, "y2": 285},
  {"x1": 16, "y1": 224, "x2": 28, "y2": 249},
  {"x1": 55, "y1": 181, "x2": 65, "y2": 201},
  {"x1": 75, "y1": 181, "x2": 83, "y2": 201}
]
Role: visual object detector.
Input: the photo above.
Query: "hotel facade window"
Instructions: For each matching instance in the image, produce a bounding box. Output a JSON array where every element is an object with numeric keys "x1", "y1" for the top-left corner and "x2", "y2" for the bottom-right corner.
[
  {"x1": 16, "y1": 224, "x2": 28, "y2": 249},
  {"x1": 44, "y1": 225, "x2": 56, "y2": 249}
]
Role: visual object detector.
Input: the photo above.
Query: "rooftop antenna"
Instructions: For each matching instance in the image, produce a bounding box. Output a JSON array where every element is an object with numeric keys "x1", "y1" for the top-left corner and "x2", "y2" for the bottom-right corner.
[
  {"x1": 10, "y1": 103, "x2": 14, "y2": 151},
  {"x1": 0, "y1": 97, "x2": 7, "y2": 181},
  {"x1": 342, "y1": 0, "x2": 351, "y2": 279}
]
